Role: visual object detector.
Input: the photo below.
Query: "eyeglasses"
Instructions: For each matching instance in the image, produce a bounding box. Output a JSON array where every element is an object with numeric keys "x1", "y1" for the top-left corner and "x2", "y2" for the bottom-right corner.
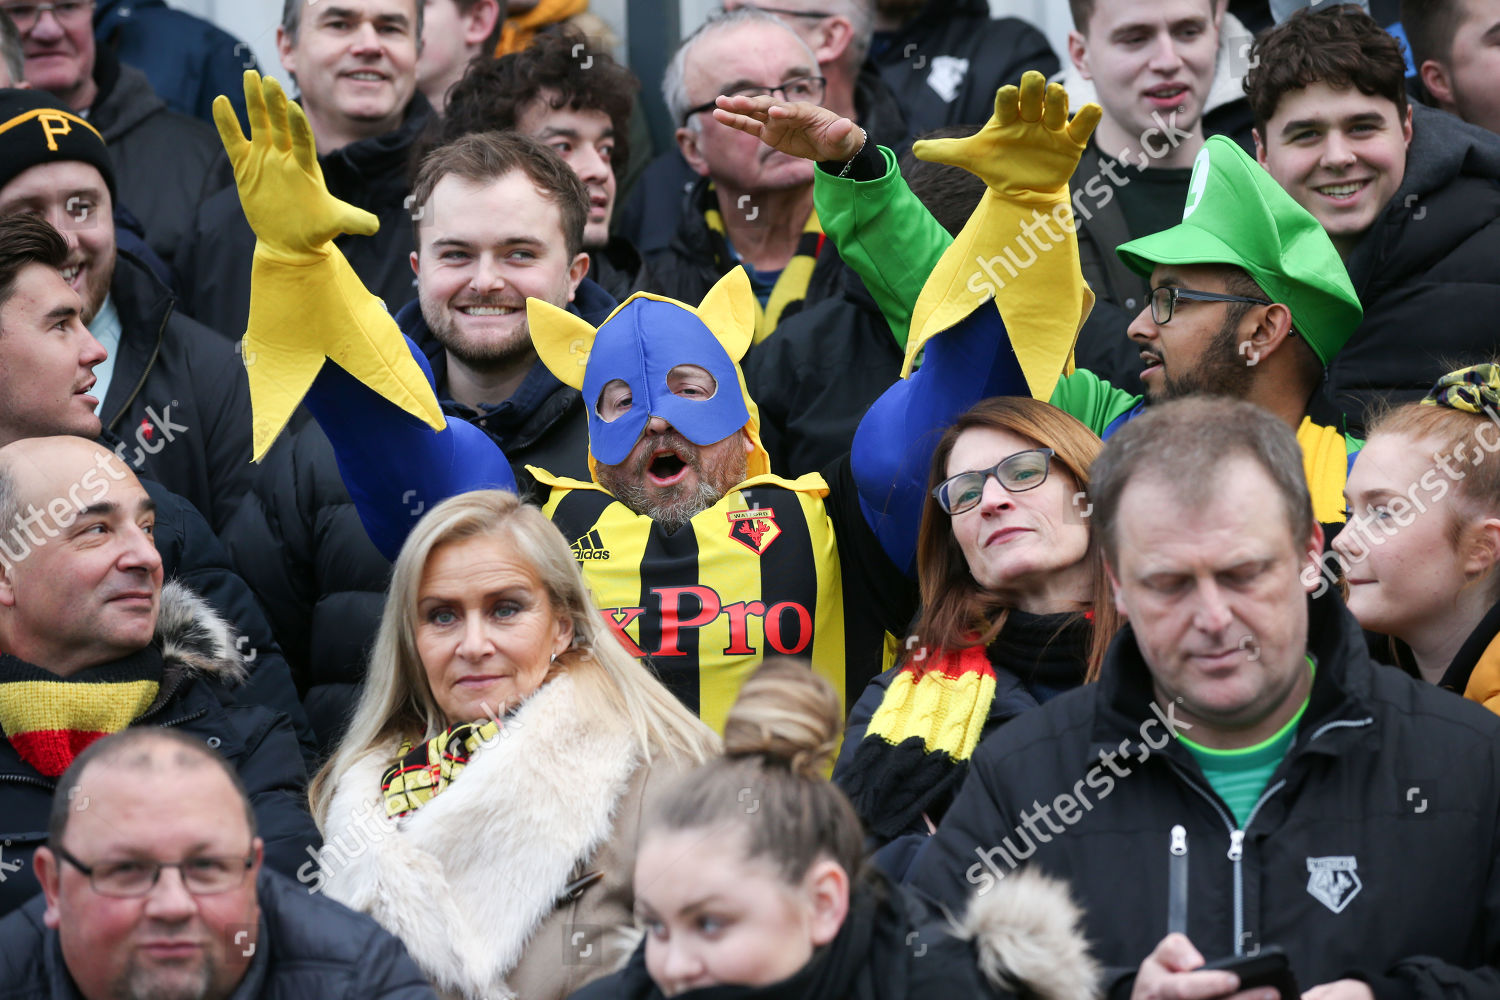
[
  {"x1": 933, "y1": 448, "x2": 1054, "y2": 515},
  {"x1": 0, "y1": 1, "x2": 94, "y2": 33},
  {"x1": 682, "y1": 75, "x2": 827, "y2": 123},
  {"x1": 1149, "y1": 285, "x2": 1271, "y2": 325},
  {"x1": 726, "y1": 4, "x2": 833, "y2": 17},
  {"x1": 54, "y1": 844, "x2": 254, "y2": 898}
]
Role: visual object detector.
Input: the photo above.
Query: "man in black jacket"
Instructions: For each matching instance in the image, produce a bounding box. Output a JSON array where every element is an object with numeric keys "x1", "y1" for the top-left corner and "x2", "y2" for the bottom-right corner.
[
  {"x1": 6, "y1": 0, "x2": 228, "y2": 271},
  {"x1": 1248, "y1": 4, "x2": 1500, "y2": 429},
  {"x1": 0, "y1": 210, "x2": 315, "y2": 766},
  {"x1": 868, "y1": 0, "x2": 1057, "y2": 135},
  {"x1": 909, "y1": 396, "x2": 1500, "y2": 1000},
  {"x1": 0, "y1": 437, "x2": 321, "y2": 918},
  {"x1": 178, "y1": 0, "x2": 431, "y2": 338},
  {"x1": 0, "y1": 89, "x2": 254, "y2": 535},
  {"x1": 0, "y1": 727, "x2": 434, "y2": 998},
  {"x1": 223, "y1": 131, "x2": 609, "y2": 753}
]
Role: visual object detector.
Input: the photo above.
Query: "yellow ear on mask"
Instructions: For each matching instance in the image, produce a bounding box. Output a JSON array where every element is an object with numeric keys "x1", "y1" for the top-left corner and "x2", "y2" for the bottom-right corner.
[
  {"x1": 696, "y1": 267, "x2": 757, "y2": 363},
  {"x1": 529, "y1": 298, "x2": 599, "y2": 391}
]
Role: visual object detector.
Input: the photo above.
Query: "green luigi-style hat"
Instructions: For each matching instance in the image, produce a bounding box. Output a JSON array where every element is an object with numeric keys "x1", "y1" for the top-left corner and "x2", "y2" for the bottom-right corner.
[{"x1": 1117, "y1": 135, "x2": 1362, "y2": 366}]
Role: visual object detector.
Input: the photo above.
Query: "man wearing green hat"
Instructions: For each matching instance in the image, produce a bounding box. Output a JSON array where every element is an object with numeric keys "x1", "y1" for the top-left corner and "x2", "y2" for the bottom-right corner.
[{"x1": 716, "y1": 82, "x2": 1365, "y2": 527}]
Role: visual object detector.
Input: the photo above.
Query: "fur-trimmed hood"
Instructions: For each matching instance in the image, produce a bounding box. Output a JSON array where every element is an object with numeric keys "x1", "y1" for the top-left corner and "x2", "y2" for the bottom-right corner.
[
  {"x1": 318, "y1": 672, "x2": 643, "y2": 1000},
  {"x1": 155, "y1": 578, "x2": 247, "y2": 685},
  {"x1": 957, "y1": 868, "x2": 1100, "y2": 1000}
]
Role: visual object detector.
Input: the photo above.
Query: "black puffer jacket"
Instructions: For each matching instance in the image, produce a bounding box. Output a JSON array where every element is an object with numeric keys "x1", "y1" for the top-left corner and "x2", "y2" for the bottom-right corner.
[
  {"x1": 87, "y1": 46, "x2": 232, "y2": 271},
  {"x1": 102, "y1": 250, "x2": 255, "y2": 535},
  {"x1": 177, "y1": 95, "x2": 433, "y2": 339},
  {"x1": 1330, "y1": 104, "x2": 1500, "y2": 430},
  {"x1": 136, "y1": 475, "x2": 316, "y2": 762},
  {"x1": 569, "y1": 867, "x2": 1098, "y2": 1000},
  {"x1": 223, "y1": 285, "x2": 611, "y2": 754},
  {"x1": 0, "y1": 582, "x2": 320, "y2": 919},
  {"x1": 910, "y1": 588, "x2": 1500, "y2": 1000},
  {"x1": 869, "y1": 0, "x2": 1058, "y2": 136},
  {"x1": 0, "y1": 869, "x2": 437, "y2": 1000}
]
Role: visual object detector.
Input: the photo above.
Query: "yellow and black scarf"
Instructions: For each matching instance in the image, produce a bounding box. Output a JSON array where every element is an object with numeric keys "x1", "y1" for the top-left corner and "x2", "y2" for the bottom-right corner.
[
  {"x1": 381, "y1": 719, "x2": 503, "y2": 818},
  {"x1": 0, "y1": 653, "x2": 160, "y2": 778},
  {"x1": 703, "y1": 186, "x2": 825, "y2": 343}
]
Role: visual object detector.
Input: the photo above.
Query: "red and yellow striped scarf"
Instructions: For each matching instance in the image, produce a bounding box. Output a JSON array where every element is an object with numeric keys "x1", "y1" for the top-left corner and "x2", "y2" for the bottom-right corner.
[{"x1": 0, "y1": 654, "x2": 161, "y2": 777}]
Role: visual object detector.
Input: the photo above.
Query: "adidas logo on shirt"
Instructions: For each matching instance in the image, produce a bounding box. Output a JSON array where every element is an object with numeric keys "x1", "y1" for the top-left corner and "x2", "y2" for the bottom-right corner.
[{"x1": 571, "y1": 529, "x2": 610, "y2": 561}]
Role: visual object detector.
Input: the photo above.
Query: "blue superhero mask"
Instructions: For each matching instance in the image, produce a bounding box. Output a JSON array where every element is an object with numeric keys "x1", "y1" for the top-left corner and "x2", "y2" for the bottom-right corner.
[{"x1": 527, "y1": 268, "x2": 771, "y2": 481}]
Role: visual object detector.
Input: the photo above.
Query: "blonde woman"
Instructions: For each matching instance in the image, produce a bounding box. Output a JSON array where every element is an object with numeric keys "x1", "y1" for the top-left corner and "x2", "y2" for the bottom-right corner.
[{"x1": 310, "y1": 490, "x2": 718, "y2": 1000}]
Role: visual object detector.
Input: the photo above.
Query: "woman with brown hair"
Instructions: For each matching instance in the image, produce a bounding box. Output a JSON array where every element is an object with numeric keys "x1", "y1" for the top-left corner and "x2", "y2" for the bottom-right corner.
[
  {"x1": 308, "y1": 489, "x2": 719, "y2": 1000},
  {"x1": 834, "y1": 397, "x2": 1122, "y2": 867}
]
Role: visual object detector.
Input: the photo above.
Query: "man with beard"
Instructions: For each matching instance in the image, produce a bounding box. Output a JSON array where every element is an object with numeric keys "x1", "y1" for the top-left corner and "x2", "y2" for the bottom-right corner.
[
  {"x1": 223, "y1": 126, "x2": 608, "y2": 753},
  {"x1": 221, "y1": 71, "x2": 1099, "y2": 733},
  {"x1": 732, "y1": 89, "x2": 1365, "y2": 530}
]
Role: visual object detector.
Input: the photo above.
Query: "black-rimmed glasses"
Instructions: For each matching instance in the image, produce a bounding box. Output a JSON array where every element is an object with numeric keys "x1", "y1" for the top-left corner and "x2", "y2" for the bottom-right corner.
[
  {"x1": 1150, "y1": 286, "x2": 1271, "y2": 325},
  {"x1": 682, "y1": 75, "x2": 827, "y2": 124},
  {"x1": 0, "y1": 1, "x2": 93, "y2": 33},
  {"x1": 933, "y1": 449, "x2": 1054, "y2": 515},
  {"x1": 54, "y1": 844, "x2": 255, "y2": 897}
]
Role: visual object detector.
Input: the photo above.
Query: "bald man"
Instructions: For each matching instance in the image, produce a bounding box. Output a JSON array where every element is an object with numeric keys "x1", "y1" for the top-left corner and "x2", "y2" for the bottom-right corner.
[
  {"x1": 0, "y1": 728, "x2": 434, "y2": 999},
  {"x1": 0, "y1": 438, "x2": 319, "y2": 918}
]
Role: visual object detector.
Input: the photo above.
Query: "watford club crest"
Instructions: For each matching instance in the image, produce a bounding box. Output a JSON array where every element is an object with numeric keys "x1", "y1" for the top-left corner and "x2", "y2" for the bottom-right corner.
[{"x1": 728, "y1": 508, "x2": 781, "y2": 555}]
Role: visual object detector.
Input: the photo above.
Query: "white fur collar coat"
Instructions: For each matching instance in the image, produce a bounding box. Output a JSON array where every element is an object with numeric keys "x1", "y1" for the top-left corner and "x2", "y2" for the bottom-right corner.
[{"x1": 319, "y1": 673, "x2": 643, "y2": 1000}]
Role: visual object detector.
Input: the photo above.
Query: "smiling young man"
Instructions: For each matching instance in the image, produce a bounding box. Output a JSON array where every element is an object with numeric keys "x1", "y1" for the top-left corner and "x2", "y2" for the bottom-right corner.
[
  {"x1": 223, "y1": 130, "x2": 610, "y2": 752},
  {"x1": 178, "y1": 0, "x2": 433, "y2": 340},
  {"x1": 907, "y1": 396, "x2": 1500, "y2": 1000},
  {"x1": 1247, "y1": 3, "x2": 1500, "y2": 429}
]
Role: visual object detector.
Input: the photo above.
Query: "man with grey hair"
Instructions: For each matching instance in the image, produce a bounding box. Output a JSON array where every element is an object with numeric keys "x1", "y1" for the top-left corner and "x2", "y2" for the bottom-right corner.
[
  {"x1": 646, "y1": 6, "x2": 844, "y2": 342},
  {"x1": 0, "y1": 9, "x2": 22, "y2": 87},
  {"x1": 177, "y1": 0, "x2": 432, "y2": 339},
  {"x1": 0, "y1": 435, "x2": 320, "y2": 919},
  {"x1": 0, "y1": 727, "x2": 436, "y2": 999},
  {"x1": 909, "y1": 396, "x2": 1500, "y2": 1000}
]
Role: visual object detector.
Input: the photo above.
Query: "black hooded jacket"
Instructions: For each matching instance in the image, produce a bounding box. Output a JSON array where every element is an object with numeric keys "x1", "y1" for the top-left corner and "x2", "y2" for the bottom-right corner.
[
  {"x1": 222, "y1": 282, "x2": 613, "y2": 755},
  {"x1": 868, "y1": 0, "x2": 1058, "y2": 136},
  {"x1": 1330, "y1": 104, "x2": 1500, "y2": 430},
  {"x1": 909, "y1": 588, "x2": 1500, "y2": 1000},
  {"x1": 177, "y1": 95, "x2": 434, "y2": 339}
]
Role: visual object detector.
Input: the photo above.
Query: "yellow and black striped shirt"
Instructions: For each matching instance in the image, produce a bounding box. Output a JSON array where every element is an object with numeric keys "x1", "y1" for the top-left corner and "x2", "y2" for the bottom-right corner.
[{"x1": 533, "y1": 464, "x2": 913, "y2": 733}]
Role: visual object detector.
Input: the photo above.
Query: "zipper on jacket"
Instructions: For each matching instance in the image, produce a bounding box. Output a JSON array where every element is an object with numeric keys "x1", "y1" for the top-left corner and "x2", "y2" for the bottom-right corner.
[{"x1": 1168, "y1": 825, "x2": 1188, "y2": 936}]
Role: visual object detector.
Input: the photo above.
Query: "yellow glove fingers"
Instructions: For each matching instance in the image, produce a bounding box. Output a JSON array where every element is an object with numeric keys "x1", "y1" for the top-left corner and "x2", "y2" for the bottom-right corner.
[
  {"x1": 243, "y1": 69, "x2": 270, "y2": 145},
  {"x1": 336, "y1": 203, "x2": 381, "y2": 238},
  {"x1": 910, "y1": 135, "x2": 962, "y2": 167},
  {"x1": 994, "y1": 84, "x2": 1020, "y2": 127},
  {"x1": 287, "y1": 100, "x2": 319, "y2": 173},
  {"x1": 1067, "y1": 103, "x2": 1104, "y2": 148},
  {"x1": 1043, "y1": 81, "x2": 1068, "y2": 131},
  {"x1": 1017, "y1": 71, "x2": 1046, "y2": 122},
  {"x1": 264, "y1": 77, "x2": 293, "y2": 153},
  {"x1": 212, "y1": 94, "x2": 249, "y2": 163}
]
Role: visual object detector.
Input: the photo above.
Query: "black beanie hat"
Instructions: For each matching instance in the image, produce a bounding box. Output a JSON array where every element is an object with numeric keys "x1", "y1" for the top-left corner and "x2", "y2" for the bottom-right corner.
[{"x1": 0, "y1": 89, "x2": 115, "y2": 199}]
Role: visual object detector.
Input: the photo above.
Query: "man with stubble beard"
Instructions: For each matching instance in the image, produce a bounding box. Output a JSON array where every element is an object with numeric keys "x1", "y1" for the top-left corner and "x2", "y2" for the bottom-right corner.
[{"x1": 223, "y1": 127, "x2": 611, "y2": 753}]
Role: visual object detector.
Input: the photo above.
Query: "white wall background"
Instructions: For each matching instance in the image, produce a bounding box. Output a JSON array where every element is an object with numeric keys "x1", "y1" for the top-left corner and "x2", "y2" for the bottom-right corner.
[{"x1": 183, "y1": 0, "x2": 1075, "y2": 82}]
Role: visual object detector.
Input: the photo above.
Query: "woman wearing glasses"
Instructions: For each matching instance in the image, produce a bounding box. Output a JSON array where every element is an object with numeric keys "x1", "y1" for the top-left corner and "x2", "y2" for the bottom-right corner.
[
  {"x1": 834, "y1": 397, "x2": 1121, "y2": 872},
  {"x1": 1332, "y1": 364, "x2": 1500, "y2": 715}
]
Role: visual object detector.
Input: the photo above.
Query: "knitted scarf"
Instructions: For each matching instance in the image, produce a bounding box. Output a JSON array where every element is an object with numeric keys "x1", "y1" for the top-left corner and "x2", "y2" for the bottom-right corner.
[
  {"x1": 702, "y1": 184, "x2": 825, "y2": 343},
  {"x1": 0, "y1": 651, "x2": 161, "y2": 777},
  {"x1": 381, "y1": 719, "x2": 502, "y2": 818},
  {"x1": 842, "y1": 645, "x2": 997, "y2": 840}
]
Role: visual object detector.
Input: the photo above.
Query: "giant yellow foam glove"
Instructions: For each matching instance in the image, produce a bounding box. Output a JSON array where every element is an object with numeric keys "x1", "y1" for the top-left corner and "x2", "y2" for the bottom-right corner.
[
  {"x1": 213, "y1": 70, "x2": 444, "y2": 459},
  {"x1": 901, "y1": 72, "x2": 1101, "y2": 400}
]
